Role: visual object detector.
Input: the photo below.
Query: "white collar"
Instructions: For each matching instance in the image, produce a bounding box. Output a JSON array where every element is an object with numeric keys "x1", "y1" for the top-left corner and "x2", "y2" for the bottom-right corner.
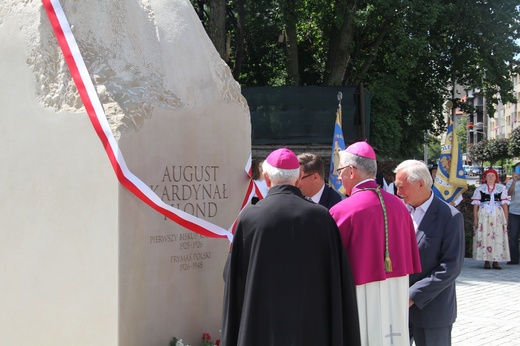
[
  {"x1": 353, "y1": 178, "x2": 376, "y2": 189},
  {"x1": 310, "y1": 184, "x2": 326, "y2": 204},
  {"x1": 408, "y1": 191, "x2": 434, "y2": 214}
]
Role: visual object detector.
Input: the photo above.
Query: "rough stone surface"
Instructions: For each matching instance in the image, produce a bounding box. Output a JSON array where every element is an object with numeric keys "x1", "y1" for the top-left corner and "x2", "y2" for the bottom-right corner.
[{"x1": 0, "y1": 1, "x2": 250, "y2": 345}]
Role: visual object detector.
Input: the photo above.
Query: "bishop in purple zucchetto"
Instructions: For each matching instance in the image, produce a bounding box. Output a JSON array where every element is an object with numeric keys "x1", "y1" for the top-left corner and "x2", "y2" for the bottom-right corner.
[
  {"x1": 345, "y1": 140, "x2": 377, "y2": 160},
  {"x1": 265, "y1": 148, "x2": 300, "y2": 170}
]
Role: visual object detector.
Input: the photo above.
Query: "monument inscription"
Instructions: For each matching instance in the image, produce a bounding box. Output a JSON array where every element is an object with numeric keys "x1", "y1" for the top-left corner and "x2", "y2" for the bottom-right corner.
[
  {"x1": 148, "y1": 164, "x2": 232, "y2": 272},
  {"x1": 149, "y1": 231, "x2": 213, "y2": 272},
  {"x1": 0, "y1": 1, "x2": 251, "y2": 345},
  {"x1": 151, "y1": 165, "x2": 229, "y2": 218}
]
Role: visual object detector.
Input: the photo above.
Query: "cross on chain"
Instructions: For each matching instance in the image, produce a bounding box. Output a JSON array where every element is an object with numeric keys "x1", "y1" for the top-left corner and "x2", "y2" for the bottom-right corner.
[{"x1": 385, "y1": 324, "x2": 402, "y2": 345}]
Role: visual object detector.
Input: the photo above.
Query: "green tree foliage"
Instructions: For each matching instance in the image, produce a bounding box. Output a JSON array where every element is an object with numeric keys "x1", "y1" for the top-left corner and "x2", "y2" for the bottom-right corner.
[
  {"x1": 469, "y1": 140, "x2": 490, "y2": 163},
  {"x1": 427, "y1": 135, "x2": 441, "y2": 164},
  {"x1": 486, "y1": 138, "x2": 510, "y2": 165},
  {"x1": 509, "y1": 127, "x2": 520, "y2": 157},
  {"x1": 368, "y1": 78, "x2": 406, "y2": 158},
  {"x1": 470, "y1": 138, "x2": 510, "y2": 165},
  {"x1": 455, "y1": 115, "x2": 468, "y2": 154},
  {"x1": 191, "y1": 0, "x2": 520, "y2": 158},
  {"x1": 359, "y1": 0, "x2": 519, "y2": 156}
]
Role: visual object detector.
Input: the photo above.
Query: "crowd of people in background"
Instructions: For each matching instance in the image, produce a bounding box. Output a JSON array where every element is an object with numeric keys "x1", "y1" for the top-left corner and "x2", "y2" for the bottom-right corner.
[{"x1": 221, "y1": 141, "x2": 494, "y2": 346}]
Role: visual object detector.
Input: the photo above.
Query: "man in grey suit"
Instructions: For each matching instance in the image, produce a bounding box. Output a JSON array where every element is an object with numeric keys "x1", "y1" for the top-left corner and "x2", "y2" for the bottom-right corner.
[
  {"x1": 394, "y1": 160, "x2": 465, "y2": 346},
  {"x1": 298, "y1": 153, "x2": 343, "y2": 209}
]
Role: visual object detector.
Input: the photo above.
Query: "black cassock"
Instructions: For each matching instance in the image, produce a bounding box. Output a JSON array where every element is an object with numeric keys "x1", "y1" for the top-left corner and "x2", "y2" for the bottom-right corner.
[{"x1": 221, "y1": 185, "x2": 361, "y2": 346}]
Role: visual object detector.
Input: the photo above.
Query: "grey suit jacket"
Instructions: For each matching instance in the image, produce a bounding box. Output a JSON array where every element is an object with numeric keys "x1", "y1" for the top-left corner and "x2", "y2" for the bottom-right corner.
[{"x1": 409, "y1": 194, "x2": 465, "y2": 328}]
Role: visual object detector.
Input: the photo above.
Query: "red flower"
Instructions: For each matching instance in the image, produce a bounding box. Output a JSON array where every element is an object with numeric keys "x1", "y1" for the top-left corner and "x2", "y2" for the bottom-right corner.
[
  {"x1": 202, "y1": 332, "x2": 211, "y2": 341},
  {"x1": 215, "y1": 339, "x2": 220, "y2": 346}
]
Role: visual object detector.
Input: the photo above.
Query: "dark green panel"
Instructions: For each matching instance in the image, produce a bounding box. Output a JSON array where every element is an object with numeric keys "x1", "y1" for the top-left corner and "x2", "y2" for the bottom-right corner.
[{"x1": 242, "y1": 86, "x2": 371, "y2": 145}]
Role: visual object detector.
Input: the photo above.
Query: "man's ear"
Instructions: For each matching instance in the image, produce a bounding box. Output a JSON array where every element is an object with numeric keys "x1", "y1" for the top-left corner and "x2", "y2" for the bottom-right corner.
[
  {"x1": 294, "y1": 170, "x2": 303, "y2": 187},
  {"x1": 263, "y1": 172, "x2": 272, "y2": 188},
  {"x1": 349, "y1": 166, "x2": 356, "y2": 179}
]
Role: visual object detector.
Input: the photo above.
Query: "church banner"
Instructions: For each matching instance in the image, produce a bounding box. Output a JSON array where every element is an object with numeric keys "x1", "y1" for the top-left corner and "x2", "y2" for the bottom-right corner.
[
  {"x1": 329, "y1": 96, "x2": 346, "y2": 195},
  {"x1": 433, "y1": 124, "x2": 468, "y2": 203}
]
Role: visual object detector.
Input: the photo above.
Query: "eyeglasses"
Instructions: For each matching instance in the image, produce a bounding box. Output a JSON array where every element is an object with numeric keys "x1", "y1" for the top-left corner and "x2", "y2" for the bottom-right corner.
[
  {"x1": 301, "y1": 173, "x2": 315, "y2": 180},
  {"x1": 336, "y1": 166, "x2": 347, "y2": 174},
  {"x1": 336, "y1": 165, "x2": 356, "y2": 175}
]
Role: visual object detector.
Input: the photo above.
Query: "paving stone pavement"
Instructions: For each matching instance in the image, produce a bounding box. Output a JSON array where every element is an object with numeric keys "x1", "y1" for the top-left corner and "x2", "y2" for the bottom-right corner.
[{"x1": 452, "y1": 258, "x2": 520, "y2": 346}]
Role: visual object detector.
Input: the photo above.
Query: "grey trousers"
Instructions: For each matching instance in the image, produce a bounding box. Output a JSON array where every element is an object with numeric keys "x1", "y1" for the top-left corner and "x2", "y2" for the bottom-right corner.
[{"x1": 509, "y1": 213, "x2": 520, "y2": 263}]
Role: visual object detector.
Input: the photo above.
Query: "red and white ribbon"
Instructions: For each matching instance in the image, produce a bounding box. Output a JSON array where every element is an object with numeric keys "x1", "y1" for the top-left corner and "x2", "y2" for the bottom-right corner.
[{"x1": 42, "y1": 0, "x2": 263, "y2": 242}]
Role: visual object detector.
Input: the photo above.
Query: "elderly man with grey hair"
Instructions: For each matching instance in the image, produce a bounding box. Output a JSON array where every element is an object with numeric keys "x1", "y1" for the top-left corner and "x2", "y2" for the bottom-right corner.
[
  {"x1": 222, "y1": 148, "x2": 361, "y2": 346},
  {"x1": 330, "y1": 142, "x2": 421, "y2": 346},
  {"x1": 394, "y1": 159, "x2": 465, "y2": 346}
]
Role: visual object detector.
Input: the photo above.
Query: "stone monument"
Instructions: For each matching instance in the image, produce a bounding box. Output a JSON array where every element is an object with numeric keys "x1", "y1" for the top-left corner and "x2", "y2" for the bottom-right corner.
[{"x1": 0, "y1": 1, "x2": 250, "y2": 345}]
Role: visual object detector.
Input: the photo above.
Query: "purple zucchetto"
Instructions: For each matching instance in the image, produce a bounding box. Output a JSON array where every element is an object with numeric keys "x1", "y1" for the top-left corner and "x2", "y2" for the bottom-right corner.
[
  {"x1": 345, "y1": 141, "x2": 377, "y2": 160},
  {"x1": 265, "y1": 148, "x2": 300, "y2": 170}
]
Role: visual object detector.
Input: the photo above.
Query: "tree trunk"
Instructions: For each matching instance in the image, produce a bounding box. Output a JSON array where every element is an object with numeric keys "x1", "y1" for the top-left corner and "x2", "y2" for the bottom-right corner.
[
  {"x1": 323, "y1": 0, "x2": 357, "y2": 86},
  {"x1": 209, "y1": 0, "x2": 226, "y2": 60},
  {"x1": 232, "y1": 0, "x2": 246, "y2": 79},
  {"x1": 283, "y1": 3, "x2": 299, "y2": 85}
]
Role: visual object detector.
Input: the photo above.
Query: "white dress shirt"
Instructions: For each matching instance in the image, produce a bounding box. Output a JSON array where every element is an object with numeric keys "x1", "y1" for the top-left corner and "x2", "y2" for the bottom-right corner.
[
  {"x1": 310, "y1": 184, "x2": 325, "y2": 204},
  {"x1": 408, "y1": 192, "x2": 434, "y2": 232}
]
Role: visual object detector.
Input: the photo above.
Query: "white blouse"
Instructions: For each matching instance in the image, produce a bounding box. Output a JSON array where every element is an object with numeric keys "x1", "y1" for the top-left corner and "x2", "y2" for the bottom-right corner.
[{"x1": 471, "y1": 183, "x2": 509, "y2": 209}]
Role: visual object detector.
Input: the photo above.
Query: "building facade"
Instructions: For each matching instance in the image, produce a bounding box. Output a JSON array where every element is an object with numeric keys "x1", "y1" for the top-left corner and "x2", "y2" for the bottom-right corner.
[{"x1": 489, "y1": 74, "x2": 520, "y2": 140}]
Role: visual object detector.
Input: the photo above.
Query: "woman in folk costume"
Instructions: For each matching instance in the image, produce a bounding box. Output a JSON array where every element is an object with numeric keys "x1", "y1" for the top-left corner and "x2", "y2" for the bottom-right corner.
[{"x1": 472, "y1": 168, "x2": 510, "y2": 269}]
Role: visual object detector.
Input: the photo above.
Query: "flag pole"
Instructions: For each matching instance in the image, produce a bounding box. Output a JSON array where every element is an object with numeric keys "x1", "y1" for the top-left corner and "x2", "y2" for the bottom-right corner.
[
  {"x1": 337, "y1": 91, "x2": 343, "y2": 121},
  {"x1": 451, "y1": 80, "x2": 456, "y2": 126},
  {"x1": 432, "y1": 81, "x2": 467, "y2": 205}
]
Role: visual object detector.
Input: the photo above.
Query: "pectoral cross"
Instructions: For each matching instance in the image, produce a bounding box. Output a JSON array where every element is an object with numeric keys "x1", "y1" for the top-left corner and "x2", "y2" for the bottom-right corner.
[{"x1": 385, "y1": 324, "x2": 401, "y2": 345}]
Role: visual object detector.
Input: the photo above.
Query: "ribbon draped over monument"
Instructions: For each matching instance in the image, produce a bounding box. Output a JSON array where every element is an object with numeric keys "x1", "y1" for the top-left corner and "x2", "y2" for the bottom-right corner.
[
  {"x1": 433, "y1": 124, "x2": 468, "y2": 203},
  {"x1": 42, "y1": 0, "x2": 256, "y2": 242}
]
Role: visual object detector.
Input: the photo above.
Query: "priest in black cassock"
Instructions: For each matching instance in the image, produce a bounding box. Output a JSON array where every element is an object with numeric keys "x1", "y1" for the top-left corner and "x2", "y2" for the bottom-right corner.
[{"x1": 221, "y1": 148, "x2": 361, "y2": 346}]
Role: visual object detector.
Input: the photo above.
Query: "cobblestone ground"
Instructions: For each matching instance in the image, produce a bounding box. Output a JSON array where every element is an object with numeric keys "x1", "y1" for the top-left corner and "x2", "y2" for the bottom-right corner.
[{"x1": 452, "y1": 258, "x2": 520, "y2": 346}]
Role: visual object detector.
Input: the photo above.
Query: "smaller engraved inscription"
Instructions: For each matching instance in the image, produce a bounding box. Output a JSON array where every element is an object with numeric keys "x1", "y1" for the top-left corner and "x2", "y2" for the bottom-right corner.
[
  {"x1": 150, "y1": 231, "x2": 212, "y2": 272},
  {"x1": 148, "y1": 165, "x2": 228, "y2": 271}
]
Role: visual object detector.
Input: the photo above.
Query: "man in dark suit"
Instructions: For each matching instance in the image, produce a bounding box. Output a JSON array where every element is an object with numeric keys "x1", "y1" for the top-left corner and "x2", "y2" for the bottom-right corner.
[
  {"x1": 394, "y1": 159, "x2": 465, "y2": 346},
  {"x1": 221, "y1": 148, "x2": 361, "y2": 346},
  {"x1": 298, "y1": 153, "x2": 344, "y2": 209}
]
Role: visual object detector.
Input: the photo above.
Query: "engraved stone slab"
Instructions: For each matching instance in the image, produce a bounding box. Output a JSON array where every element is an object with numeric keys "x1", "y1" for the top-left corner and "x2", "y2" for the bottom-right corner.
[{"x1": 0, "y1": 1, "x2": 250, "y2": 345}]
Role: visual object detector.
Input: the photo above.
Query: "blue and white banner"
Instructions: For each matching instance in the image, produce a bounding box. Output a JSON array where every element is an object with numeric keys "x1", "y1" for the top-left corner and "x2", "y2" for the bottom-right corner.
[{"x1": 328, "y1": 104, "x2": 346, "y2": 195}]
